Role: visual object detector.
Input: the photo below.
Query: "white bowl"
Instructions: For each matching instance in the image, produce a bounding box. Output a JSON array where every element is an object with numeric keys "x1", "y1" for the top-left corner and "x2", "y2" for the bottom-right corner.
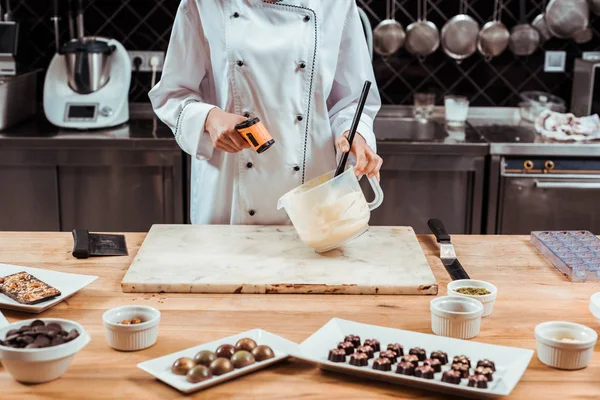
[
  {"x1": 589, "y1": 292, "x2": 600, "y2": 322},
  {"x1": 430, "y1": 296, "x2": 483, "y2": 339},
  {"x1": 535, "y1": 321, "x2": 597, "y2": 370},
  {"x1": 0, "y1": 318, "x2": 90, "y2": 383},
  {"x1": 102, "y1": 305, "x2": 160, "y2": 351},
  {"x1": 447, "y1": 279, "x2": 498, "y2": 317}
]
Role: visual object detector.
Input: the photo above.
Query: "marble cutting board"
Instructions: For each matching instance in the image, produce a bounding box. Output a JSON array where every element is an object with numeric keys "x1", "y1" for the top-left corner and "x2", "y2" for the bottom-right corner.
[{"x1": 121, "y1": 225, "x2": 438, "y2": 295}]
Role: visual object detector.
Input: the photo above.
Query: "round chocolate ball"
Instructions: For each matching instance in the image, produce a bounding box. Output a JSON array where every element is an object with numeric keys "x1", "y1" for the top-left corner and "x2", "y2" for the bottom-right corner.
[
  {"x1": 172, "y1": 357, "x2": 195, "y2": 375},
  {"x1": 231, "y1": 350, "x2": 256, "y2": 368},
  {"x1": 215, "y1": 344, "x2": 236, "y2": 360},
  {"x1": 209, "y1": 357, "x2": 234, "y2": 376},
  {"x1": 235, "y1": 338, "x2": 257, "y2": 352},
  {"x1": 252, "y1": 345, "x2": 275, "y2": 361},
  {"x1": 194, "y1": 350, "x2": 217, "y2": 367},
  {"x1": 186, "y1": 365, "x2": 212, "y2": 383}
]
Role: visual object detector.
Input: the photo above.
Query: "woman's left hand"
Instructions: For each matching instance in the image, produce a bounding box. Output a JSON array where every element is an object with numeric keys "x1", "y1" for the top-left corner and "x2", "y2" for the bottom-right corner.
[{"x1": 336, "y1": 131, "x2": 383, "y2": 180}]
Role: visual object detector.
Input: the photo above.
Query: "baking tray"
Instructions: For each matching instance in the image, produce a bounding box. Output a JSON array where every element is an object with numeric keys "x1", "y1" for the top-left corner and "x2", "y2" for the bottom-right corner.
[
  {"x1": 531, "y1": 231, "x2": 600, "y2": 282},
  {"x1": 138, "y1": 329, "x2": 298, "y2": 394},
  {"x1": 295, "y1": 318, "x2": 534, "y2": 398}
]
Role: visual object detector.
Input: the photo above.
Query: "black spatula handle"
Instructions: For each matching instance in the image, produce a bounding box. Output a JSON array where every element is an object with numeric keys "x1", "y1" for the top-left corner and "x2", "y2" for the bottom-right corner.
[
  {"x1": 428, "y1": 218, "x2": 451, "y2": 243},
  {"x1": 72, "y1": 229, "x2": 90, "y2": 259}
]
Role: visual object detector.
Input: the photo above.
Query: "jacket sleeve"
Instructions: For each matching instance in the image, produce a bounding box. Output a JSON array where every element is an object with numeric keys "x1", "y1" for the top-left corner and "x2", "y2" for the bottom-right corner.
[
  {"x1": 148, "y1": 1, "x2": 217, "y2": 161},
  {"x1": 327, "y1": 2, "x2": 381, "y2": 153}
]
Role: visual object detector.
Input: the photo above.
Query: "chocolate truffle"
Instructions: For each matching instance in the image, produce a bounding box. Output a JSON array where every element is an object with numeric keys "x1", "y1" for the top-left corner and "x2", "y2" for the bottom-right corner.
[
  {"x1": 231, "y1": 350, "x2": 255, "y2": 368},
  {"x1": 387, "y1": 343, "x2": 404, "y2": 356},
  {"x1": 186, "y1": 365, "x2": 212, "y2": 383},
  {"x1": 430, "y1": 351, "x2": 448, "y2": 365},
  {"x1": 194, "y1": 350, "x2": 217, "y2": 367},
  {"x1": 215, "y1": 344, "x2": 236, "y2": 360},
  {"x1": 337, "y1": 341, "x2": 355, "y2": 355},
  {"x1": 414, "y1": 365, "x2": 435, "y2": 379},
  {"x1": 423, "y1": 358, "x2": 442, "y2": 373},
  {"x1": 356, "y1": 345, "x2": 374, "y2": 359},
  {"x1": 209, "y1": 358, "x2": 234, "y2": 376},
  {"x1": 468, "y1": 374, "x2": 489, "y2": 389},
  {"x1": 235, "y1": 338, "x2": 257, "y2": 352},
  {"x1": 252, "y1": 345, "x2": 275, "y2": 361},
  {"x1": 372, "y1": 357, "x2": 392, "y2": 371},
  {"x1": 474, "y1": 366, "x2": 494, "y2": 381},
  {"x1": 349, "y1": 352, "x2": 369, "y2": 367},
  {"x1": 328, "y1": 348, "x2": 347, "y2": 363},
  {"x1": 452, "y1": 355, "x2": 471, "y2": 368},
  {"x1": 172, "y1": 357, "x2": 195, "y2": 375},
  {"x1": 395, "y1": 361, "x2": 415, "y2": 376},
  {"x1": 363, "y1": 339, "x2": 381, "y2": 352},
  {"x1": 379, "y1": 350, "x2": 398, "y2": 364},
  {"x1": 409, "y1": 347, "x2": 427, "y2": 361},
  {"x1": 344, "y1": 335, "x2": 361, "y2": 348},
  {"x1": 451, "y1": 362, "x2": 470, "y2": 379},
  {"x1": 400, "y1": 354, "x2": 419, "y2": 367},
  {"x1": 477, "y1": 359, "x2": 496, "y2": 372},
  {"x1": 441, "y1": 370, "x2": 462, "y2": 384}
]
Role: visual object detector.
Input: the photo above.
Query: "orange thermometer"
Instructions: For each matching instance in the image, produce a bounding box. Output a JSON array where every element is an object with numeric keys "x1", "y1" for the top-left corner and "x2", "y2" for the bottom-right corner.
[{"x1": 235, "y1": 117, "x2": 275, "y2": 154}]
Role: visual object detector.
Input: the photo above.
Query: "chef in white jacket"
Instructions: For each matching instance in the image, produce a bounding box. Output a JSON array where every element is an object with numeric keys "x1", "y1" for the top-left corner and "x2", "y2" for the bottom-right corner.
[{"x1": 150, "y1": 0, "x2": 382, "y2": 225}]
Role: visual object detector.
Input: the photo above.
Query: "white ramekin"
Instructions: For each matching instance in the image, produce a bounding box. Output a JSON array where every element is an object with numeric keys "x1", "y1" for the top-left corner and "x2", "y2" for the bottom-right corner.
[
  {"x1": 535, "y1": 321, "x2": 597, "y2": 370},
  {"x1": 102, "y1": 305, "x2": 160, "y2": 351},
  {"x1": 0, "y1": 318, "x2": 91, "y2": 383},
  {"x1": 447, "y1": 279, "x2": 498, "y2": 317},
  {"x1": 430, "y1": 296, "x2": 483, "y2": 339},
  {"x1": 589, "y1": 292, "x2": 600, "y2": 323}
]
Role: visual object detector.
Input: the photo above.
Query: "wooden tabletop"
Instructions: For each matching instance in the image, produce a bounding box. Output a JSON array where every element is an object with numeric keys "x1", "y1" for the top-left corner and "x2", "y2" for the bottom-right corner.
[{"x1": 0, "y1": 232, "x2": 599, "y2": 399}]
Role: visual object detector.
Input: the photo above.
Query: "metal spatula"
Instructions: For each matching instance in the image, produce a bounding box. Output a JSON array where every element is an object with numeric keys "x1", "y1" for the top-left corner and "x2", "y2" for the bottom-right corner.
[{"x1": 72, "y1": 229, "x2": 128, "y2": 259}]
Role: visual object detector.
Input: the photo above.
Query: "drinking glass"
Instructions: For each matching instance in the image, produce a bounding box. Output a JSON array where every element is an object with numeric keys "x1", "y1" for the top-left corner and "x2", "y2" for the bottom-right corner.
[
  {"x1": 413, "y1": 93, "x2": 435, "y2": 121},
  {"x1": 444, "y1": 95, "x2": 469, "y2": 128}
]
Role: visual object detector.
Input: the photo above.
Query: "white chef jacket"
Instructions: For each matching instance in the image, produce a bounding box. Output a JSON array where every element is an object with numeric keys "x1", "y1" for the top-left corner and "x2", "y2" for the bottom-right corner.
[{"x1": 149, "y1": 0, "x2": 381, "y2": 225}]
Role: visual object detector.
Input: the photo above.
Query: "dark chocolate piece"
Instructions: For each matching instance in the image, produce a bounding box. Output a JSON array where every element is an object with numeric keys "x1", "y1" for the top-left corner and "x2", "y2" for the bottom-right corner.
[
  {"x1": 337, "y1": 341, "x2": 355, "y2": 355},
  {"x1": 400, "y1": 354, "x2": 419, "y2": 367},
  {"x1": 356, "y1": 345, "x2": 374, "y2": 359},
  {"x1": 452, "y1": 355, "x2": 471, "y2": 368},
  {"x1": 395, "y1": 361, "x2": 415, "y2": 376},
  {"x1": 1, "y1": 321, "x2": 78, "y2": 349},
  {"x1": 363, "y1": 339, "x2": 380, "y2": 352},
  {"x1": 477, "y1": 359, "x2": 496, "y2": 372},
  {"x1": 414, "y1": 365, "x2": 435, "y2": 379},
  {"x1": 0, "y1": 272, "x2": 61, "y2": 305},
  {"x1": 387, "y1": 343, "x2": 404, "y2": 356},
  {"x1": 474, "y1": 366, "x2": 494, "y2": 381},
  {"x1": 379, "y1": 350, "x2": 398, "y2": 364},
  {"x1": 349, "y1": 352, "x2": 369, "y2": 367},
  {"x1": 451, "y1": 363, "x2": 470, "y2": 379},
  {"x1": 468, "y1": 374, "x2": 489, "y2": 389},
  {"x1": 372, "y1": 357, "x2": 392, "y2": 371},
  {"x1": 409, "y1": 347, "x2": 426, "y2": 361},
  {"x1": 423, "y1": 358, "x2": 442, "y2": 373},
  {"x1": 328, "y1": 348, "x2": 346, "y2": 363},
  {"x1": 441, "y1": 370, "x2": 462, "y2": 384},
  {"x1": 430, "y1": 351, "x2": 448, "y2": 365},
  {"x1": 344, "y1": 335, "x2": 361, "y2": 348}
]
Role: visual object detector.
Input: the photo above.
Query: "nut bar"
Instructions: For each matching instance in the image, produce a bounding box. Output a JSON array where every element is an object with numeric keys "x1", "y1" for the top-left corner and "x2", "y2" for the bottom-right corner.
[{"x1": 0, "y1": 272, "x2": 61, "y2": 305}]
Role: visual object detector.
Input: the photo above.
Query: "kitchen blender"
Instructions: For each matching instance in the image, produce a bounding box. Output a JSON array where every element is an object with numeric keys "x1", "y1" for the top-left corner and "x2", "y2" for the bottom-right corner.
[{"x1": 43, "y1": 0, "x2": 130, "y2": 129}]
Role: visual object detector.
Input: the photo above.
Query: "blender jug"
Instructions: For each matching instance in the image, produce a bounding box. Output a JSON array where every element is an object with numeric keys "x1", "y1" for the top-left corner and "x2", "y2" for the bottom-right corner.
[{"x1": 277, "y1": 166, "x2": 384, "y2": 253}]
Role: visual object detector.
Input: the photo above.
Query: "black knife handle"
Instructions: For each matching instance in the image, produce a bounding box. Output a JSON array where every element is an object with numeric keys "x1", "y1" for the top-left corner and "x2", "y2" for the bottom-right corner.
[
  {"x1": 428, "y1": 219, "x2": 451, "y2": 243},
  {"x1": 72, "y1": 229, "x2": 90, "y2": 259}
]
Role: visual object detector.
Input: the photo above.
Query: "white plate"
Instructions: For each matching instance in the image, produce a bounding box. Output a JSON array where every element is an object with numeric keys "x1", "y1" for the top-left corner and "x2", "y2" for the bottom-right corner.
[
  {"x1": 138, "y1": 329, "x2": 298, "y2": 394},
  {"x1": 0, "y1": 263, "x2": 98, "y2": 314},
  {"x1": 295, "y1": 318, "x2": 534, "y2": 398}
]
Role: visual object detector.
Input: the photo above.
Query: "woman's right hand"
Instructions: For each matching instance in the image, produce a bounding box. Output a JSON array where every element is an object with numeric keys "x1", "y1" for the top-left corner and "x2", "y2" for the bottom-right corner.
[{"x1": 205, "y1": 108, "x2": 251, "y2": 153}]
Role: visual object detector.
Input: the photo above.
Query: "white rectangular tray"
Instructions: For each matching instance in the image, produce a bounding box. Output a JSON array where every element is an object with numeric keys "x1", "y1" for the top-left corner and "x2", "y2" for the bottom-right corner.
[
  {"x1": 138, "y1": 329, "x2": 298, "y2": 394},
  {"x1": 0, "y1": 263, "x2": 98, "y2": 313},
  {"x1": 295, "y1": 318, "x2": 534, "y2": 398}
]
